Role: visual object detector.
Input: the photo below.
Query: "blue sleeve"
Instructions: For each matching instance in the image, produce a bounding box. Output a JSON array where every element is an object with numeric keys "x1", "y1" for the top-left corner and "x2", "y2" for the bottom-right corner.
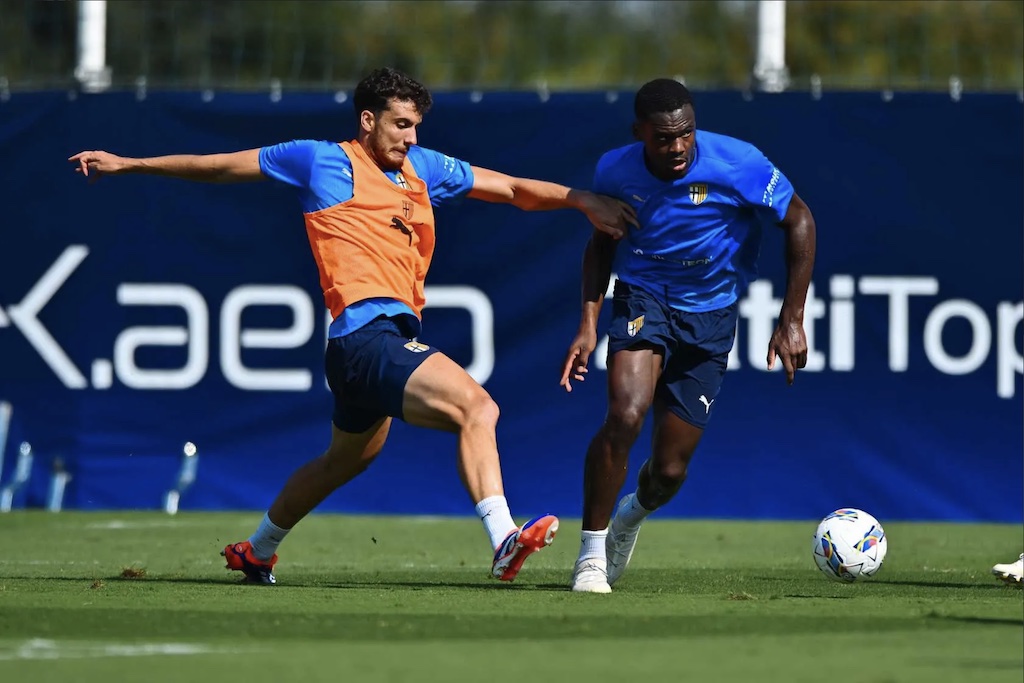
[
  {"x1": 591, "y1": 154, "x2": 615, "y2": 195},
  {"x1": 260, "y1": 140, "x2": 356, "y2": 212},
  {"x1": 259, "y1": 140, "x2": 319, "y2": 189},
  {"x1": 736, "y1": 149, "x2": 795, "y2": 223},
  {"x1": 407, "y1": 146, "x2": 475, "y2": 207}
]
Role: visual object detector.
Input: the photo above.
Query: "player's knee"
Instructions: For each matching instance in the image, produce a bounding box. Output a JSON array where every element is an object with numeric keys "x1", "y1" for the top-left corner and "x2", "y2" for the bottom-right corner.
[
  {"x1": 340, "y1": 456, "x2": 374, "y2": 478},
  {"x1": 650, "y1": 458, "x2": 689, "y2": 486},
  {"x1": 322, "y1": 443, "x2": 381, "y2": 477},
  {"x1": 458, "y1": 388, "x2": 499, "y2": 431},
  {"x1": 604, "y1": 402, "x2": 647, "y2": 445}
]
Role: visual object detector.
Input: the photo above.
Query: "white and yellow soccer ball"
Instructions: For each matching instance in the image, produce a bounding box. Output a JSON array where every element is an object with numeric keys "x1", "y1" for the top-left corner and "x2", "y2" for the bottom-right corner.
[{"x1": 812, "y1": 508, "x2": 887, "y2": 582}]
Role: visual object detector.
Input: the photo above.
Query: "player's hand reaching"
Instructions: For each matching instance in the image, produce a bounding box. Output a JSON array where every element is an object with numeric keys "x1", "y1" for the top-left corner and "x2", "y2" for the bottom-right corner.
[
  {"x1": 578, "y1": 192, "x2": 637, "y2": 240},
  {"x1": 68, "y1": 150, "x2": 130, "y2": 180},
  {"x1": 767, "y1": 319, "x2": 808, "y2": 385},
  {"x1": 560, "y1": 326, "x2": 599, "y2": 393}
]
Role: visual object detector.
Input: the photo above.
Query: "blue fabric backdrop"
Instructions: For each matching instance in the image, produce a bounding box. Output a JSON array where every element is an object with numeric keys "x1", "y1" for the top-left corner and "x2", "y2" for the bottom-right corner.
[{"x1": 0, "y1": 89, "x2": 1021, "y2": 522}]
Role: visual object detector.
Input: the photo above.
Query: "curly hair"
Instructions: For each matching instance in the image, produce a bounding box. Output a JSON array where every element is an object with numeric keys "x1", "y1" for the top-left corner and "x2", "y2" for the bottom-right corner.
[
  {"x1": 634, "y1": 78, "x2": 694, "y2": 121},
  {"x1": 353, "y1": 67, "x2": 433, "y2": 124}
]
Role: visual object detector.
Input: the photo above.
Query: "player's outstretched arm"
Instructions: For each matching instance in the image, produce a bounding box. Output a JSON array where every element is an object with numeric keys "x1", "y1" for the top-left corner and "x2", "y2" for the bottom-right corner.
[
  {"x1": 68, "y1": 149, "x2": 265, "y2": 183},
  {"x1": 466, "y1": 166, "x2": 636, "y2": 239},
  {"x1": 767, "y1": 193, "x2": 817, "y2": 385},
  {"x1": 561, "y1": 230, "x2": 619, "y2": 393}
]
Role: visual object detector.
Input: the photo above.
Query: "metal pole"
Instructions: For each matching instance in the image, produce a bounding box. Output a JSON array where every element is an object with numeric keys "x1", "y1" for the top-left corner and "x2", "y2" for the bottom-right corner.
[
  {"x1": 47, "y1": 457, "x2": 73, "y2": 513},
  {"x1": 0, "y1": 442, "x2": 33, "y2": 512},
  {"x1": 0, "y1": 401, "x2": 11, "y2": 487},
  {"x1": 753, "y1": 0, "x2": 790, "y2": 93},
  {"x1": 164, "y1": 442, "x2": 199, "y2": 515},
  {"x1": 75, "y1": 0, "x2": 112, "y2": 93}
]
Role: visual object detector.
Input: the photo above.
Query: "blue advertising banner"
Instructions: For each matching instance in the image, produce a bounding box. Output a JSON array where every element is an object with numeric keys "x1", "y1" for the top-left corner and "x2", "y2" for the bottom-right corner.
[{"x1": 0, "y1": 89, "x2": 1021, "y2": 522}]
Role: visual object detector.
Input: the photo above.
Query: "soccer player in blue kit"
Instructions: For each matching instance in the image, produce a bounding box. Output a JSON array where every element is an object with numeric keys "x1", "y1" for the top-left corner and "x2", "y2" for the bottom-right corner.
[{"x1": 559, "y1": 78, "x2": 817, "y2": 593}]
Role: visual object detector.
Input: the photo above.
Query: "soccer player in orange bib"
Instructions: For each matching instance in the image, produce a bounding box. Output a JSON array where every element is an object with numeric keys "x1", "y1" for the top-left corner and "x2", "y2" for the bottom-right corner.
[{"x1": 70, "y1": 67, "x2": 636, "y2": 585}]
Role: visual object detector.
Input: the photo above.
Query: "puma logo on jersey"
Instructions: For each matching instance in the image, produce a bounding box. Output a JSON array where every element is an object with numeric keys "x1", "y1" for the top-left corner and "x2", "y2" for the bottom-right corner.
[
  {"x1": 698, "y1": 394, "x2": 714, "y2": 413},
  {"x1": 627, "y1": 315, "x2": 645, "y2": 337},
  {"x1": 390, "y1": 216, "x2": 414, "y2": 245}
]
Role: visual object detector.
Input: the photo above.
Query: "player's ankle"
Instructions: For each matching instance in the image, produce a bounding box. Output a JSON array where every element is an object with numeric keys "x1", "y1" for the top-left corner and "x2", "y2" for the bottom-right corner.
[{"x1": 578, "y1": 528, "x2": 608, "y2": 561}]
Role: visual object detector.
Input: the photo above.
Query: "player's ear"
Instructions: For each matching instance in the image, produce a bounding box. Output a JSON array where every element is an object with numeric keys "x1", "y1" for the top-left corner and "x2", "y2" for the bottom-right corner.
[
  {"x1": 359, "y1": 109, "x2": 376, "y2": 134},
  {"x1": 631, "y1": 121, "x2": 641, "y2": 141}
]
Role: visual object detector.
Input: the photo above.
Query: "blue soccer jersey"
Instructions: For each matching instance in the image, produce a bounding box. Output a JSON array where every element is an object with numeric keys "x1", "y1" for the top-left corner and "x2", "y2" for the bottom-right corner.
[
  {"x1": 260, "y1": 141, "x2": 474, "y2": 212},
  {"x1": 593, "y1": 130, "x2": 795, "y2": 312},
  {"x1": 259, "y1": 140, "x2": 475, "y2": 337}
]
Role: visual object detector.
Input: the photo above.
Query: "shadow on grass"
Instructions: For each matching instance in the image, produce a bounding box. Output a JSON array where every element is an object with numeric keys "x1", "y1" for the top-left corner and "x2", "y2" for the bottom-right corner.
[
  {"x1": 779, "y1": 594, "x2": 855, "y2": 600},
  {"x1": 0, "y1": 574, "x2": 500, "y2": 590},
  {"x1": 9, "y1": 569, "x2": 1019, "y2": 597}
]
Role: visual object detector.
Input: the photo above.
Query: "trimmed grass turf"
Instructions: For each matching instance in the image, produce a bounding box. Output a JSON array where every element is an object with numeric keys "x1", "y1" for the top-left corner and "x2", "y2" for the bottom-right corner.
[{"x1": 0, "y1": 511, "x2": 1020, "y2": 682}]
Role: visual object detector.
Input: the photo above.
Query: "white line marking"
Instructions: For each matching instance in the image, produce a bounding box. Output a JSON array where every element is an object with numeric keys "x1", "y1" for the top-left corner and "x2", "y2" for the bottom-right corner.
[
  {"x1": 0, "y1": 639, "x2": 246, "y2": 661},
  {"x1": 0, "y1": 560, "x2": 100, "y2": 566},
  {"x1": 84, "y1": 520, "x2": 194, "y2": 530}
]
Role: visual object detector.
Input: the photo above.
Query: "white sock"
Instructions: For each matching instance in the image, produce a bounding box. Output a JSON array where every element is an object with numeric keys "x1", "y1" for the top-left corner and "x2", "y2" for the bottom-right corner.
[
  {"x1": 475, "y1": 495, "x2": 517, "y2": 550},
  {"x1": 578, "y1": 528, "x2": 608, "y2": 562},
  {"x1": 248, "y1": 513, "x2": 290, "y2": 561},
  {"x1": 616, "y1": 492, "x2": 653, "y2": 529}
]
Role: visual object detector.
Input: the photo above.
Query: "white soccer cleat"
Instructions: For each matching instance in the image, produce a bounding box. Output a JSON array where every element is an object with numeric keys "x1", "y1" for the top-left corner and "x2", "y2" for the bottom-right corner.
[
  {"x1": 571, "y1": 557, "x2": 612, "y2": 593},
  {"x1": 606, "y1": 494, "x2": 642, "y2": 586},
  {"x1": 991, "y1": 553, "x2": 1023, "y2": 585}
]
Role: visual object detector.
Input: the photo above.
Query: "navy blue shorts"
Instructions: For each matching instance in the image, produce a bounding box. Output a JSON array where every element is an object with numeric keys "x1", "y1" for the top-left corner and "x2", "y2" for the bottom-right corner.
[
  {"x1": 325, "y1": 316, "x2": 439, "y2": 433},
  {"x1": 607, "y1": 280, "x2": 738, "y2": 429}
]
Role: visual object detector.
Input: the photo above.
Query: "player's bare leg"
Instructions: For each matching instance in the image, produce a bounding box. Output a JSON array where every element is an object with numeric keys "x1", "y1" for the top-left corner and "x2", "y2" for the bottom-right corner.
[
  {"x1": 268, "y1": 419, "x2": 391, "y2": 527},
  {"x1": 403, "y1": 353, "x2": 505, "y2": 501},
  {"x1": 637, "y1": 403, "x2": 703, "y2": 510},
  {"x1": 582, "y1": 345, "x2": 663, "y2": 530},
  {"x1": 223, "y1": 419, "x2": 391, "y2": 584},
  {"x1": 403, "y1": 352, "x2": 556, "y2": 581},
  {"x1": 605, "y1": 402, "x2": 703, "y2": 587},
  {"x1": 573, "y1": 345, "x2": 660, "y2": 592}
]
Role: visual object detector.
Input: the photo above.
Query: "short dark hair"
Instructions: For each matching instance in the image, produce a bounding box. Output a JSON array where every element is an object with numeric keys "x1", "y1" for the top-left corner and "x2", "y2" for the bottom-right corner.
[
  {"x1": 634, "y1": 78, "x2": 694, "y2": 121},
  {"x1": 353, "y1": 67, "x2": 433, "y2": 123}
]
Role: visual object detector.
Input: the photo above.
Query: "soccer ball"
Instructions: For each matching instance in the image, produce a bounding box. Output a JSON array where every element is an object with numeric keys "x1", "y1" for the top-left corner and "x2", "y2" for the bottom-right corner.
[{"x1": 812, "y1": 508, "x2": 887, "y2": 582}]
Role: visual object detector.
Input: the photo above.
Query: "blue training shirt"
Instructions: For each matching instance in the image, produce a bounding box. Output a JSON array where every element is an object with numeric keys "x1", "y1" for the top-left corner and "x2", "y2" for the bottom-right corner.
[
  {"x1": 259, "y1": 141, "x2": 475, "y2": 338},
  {"x1": 594, "y1": 130, "x2": 795, "y2": 312}
]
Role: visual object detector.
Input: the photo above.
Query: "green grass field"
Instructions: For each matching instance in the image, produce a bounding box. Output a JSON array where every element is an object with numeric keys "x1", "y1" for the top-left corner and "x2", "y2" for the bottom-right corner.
[{"x1": 1, "y1": 512, "x2": 1020, "y2": 683}]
